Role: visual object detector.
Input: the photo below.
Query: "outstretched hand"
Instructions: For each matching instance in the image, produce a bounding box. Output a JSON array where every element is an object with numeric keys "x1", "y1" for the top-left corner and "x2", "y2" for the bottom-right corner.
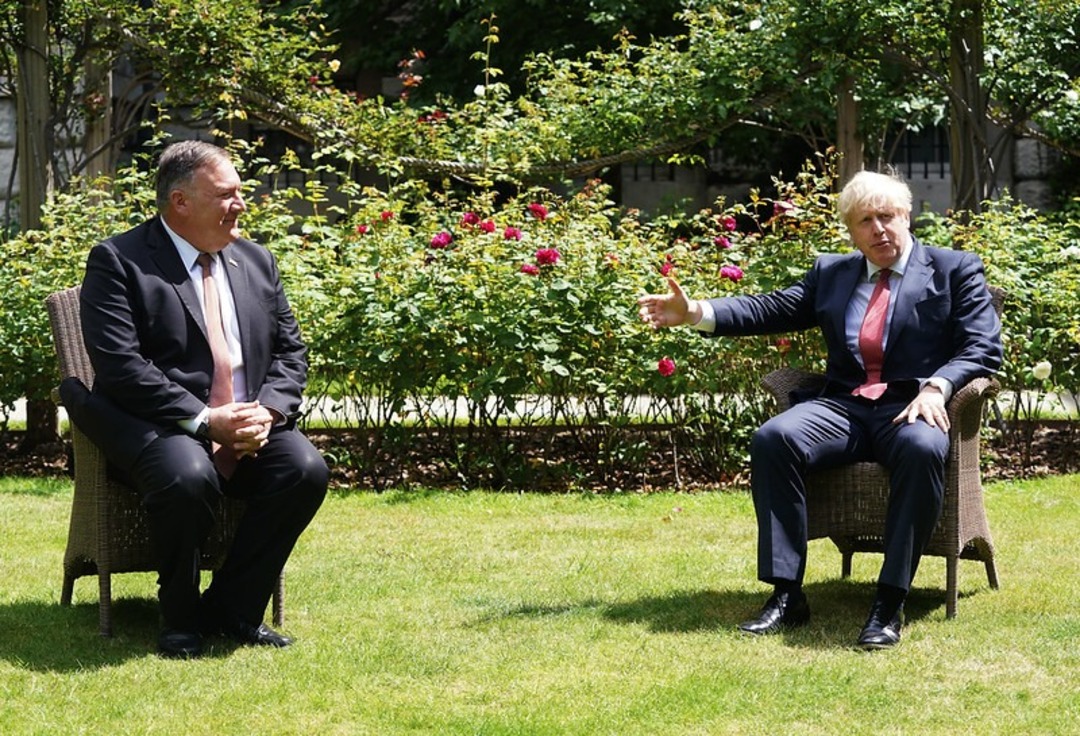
[{"x1": 637, "y1": 278, "x2": 700, "y2": 329}]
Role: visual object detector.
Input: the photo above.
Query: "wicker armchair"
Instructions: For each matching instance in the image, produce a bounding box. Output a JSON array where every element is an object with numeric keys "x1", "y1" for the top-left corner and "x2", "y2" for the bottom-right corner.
[
  {"x1": 759, "y1": 287, "x2": 1004, "y2": 618},
  {"x1": 47, "y1": 286, "x2": 284, "y2": 636}
]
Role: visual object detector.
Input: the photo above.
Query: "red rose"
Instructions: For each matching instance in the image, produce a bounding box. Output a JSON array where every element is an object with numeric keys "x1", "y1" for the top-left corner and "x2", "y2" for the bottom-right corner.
[
  {"x1": 535, "y1": 248, "x2": 560, "y2": 266},
  {"x1": 720, "y1": 265, "x2": 744, "y2": 282},
  {"x1": 429, "y1": 231, "x2": 453, "y2": 249},
  {"x1": 527, "y1": 202, "x2": 549, "y2": 220},
  {"x1": 520, "y1": 263, "x2": 540, "y2": 276},
  {"x1": 503, "y1": 226, "x2": 523, "y2": 241},
  {"x1": 657, "y1": 357, "x2": 676, "y2": 377}
]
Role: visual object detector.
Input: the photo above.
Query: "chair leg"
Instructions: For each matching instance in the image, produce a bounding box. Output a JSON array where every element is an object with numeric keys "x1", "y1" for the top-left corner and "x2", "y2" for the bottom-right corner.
[
  {"x1": 272, "y1": 572, "x2": 285, "y2": 628},
  {"x1": 61, "y1": 572, "x2": 75, "y2": 606},
  {"x1": 945, "y1": 556, "x2": 959, "y2": 619},
  {"x1": 98, "y1": 573, "x2": 113, "y2": 637},
  {"x1": 985, "y1": 557, "x2": 1000, "y2": 590}
]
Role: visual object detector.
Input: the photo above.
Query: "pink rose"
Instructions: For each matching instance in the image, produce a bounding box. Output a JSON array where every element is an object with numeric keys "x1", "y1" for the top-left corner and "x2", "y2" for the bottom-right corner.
[
  {"x1": 461, "y1": 211, "x2": 480, "y2": 227},
  {"x1": 503, "y1": 226, "x2": 523, "y2": 241},
  {"x1": 520, "y1": 263, "x2": 540, "y2": 276},
  {"x1": 657, "y1": 357, "x2": 676, "y2": 377},
  {"x1": 479, "y1": 219, "x2": 496, "y2": 233},
  {"x1": 381, "y1": 210, "x2": 395, "y2": 221},
  {"x1": 356, "y1": 224, "x2": 370, "y2": 235},
  {"x1": 714, "y1": 236, "x2": 731, "y2": 249},
  {"x1": 659, "y1": 258, "x2": 674, "y2": 277},
  {"x1": 720, "y1": 215, "x2": 737, "y2": 231},
  {"x1": 720, "y1": 265, "x2": 744, "y2": 282},
  {"x1": 535, "y1": 248, "x2": 560, "y2": 266},
  {"x1": 527, "y1": 202, "x2": 549, "y2": 220},
  {"x1": 429, "y1": 231, "x2": 453, "y2": 249}
]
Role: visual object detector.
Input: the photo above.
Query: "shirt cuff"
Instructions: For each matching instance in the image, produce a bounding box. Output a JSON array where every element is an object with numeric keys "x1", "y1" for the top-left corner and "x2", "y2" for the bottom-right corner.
[
  {"x1": 923, "y1": 376, "x2": 954, "y2": 402},
  {"x1": 693, "y1": 300, "x2": 716, "y2": 332},
  {"x1": 179, "y1": 406, "x2": 211, "y2": 436}
]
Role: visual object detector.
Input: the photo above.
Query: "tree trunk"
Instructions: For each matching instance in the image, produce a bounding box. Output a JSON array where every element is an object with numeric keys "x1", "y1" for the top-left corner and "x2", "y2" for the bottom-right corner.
[
  {"x1": 16, "y1": 0, "x2": 58, "y2": 447},
  {"x1": 947, "y1": 0, "x2": 988, "y2": 220},
  {"x1": 15, "y1": 0, "x2": 50, "y2": 231},
  {"x1": 836, "y1": 75, "x2": 864, "y2": 187},
  {"x1": 83, "y1": 55, "x2": 114, "y2": 179}
]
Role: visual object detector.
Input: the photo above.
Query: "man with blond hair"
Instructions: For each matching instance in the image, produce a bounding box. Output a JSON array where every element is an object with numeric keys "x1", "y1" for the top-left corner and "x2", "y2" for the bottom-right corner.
[{"x1": 638, "y1": 170, "x2": 1001, "y2": 649}]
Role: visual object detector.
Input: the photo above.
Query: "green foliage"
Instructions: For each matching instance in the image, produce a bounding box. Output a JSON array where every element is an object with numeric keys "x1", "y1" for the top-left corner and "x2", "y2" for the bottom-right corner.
[
  {"x1": 0, "y1": 163, "x2": 156, "y2": 415},
  {"x1": 6, "y1": 134, "x2": 1078, "y2": 485},
  {"x1": 0, "y1": 143, "x2": 844, "y2": 488}
]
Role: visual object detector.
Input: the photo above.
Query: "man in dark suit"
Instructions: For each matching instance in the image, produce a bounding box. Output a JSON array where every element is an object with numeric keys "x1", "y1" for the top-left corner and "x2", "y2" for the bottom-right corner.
[
  {"x1": 637, "y1": 170, "x2": 1002, "y2": 650},
  {"x1": 65, "y1": 140, "x2": 328, "y2": 658}
]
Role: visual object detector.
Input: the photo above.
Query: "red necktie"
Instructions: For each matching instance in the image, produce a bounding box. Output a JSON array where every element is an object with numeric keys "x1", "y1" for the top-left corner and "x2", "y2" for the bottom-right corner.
[
  {"x1": 852, "y1": 268, "x2": 892, "y2": 400},
  {"x1": 197, "y1": 253, "x2": 238, "y2": 477}
]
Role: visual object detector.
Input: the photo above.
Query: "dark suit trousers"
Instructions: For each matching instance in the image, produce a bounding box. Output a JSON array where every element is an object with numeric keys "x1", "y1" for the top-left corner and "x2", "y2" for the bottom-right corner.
[
  {"x1": 126, "y1": 428, "x2": 328, "y2": 631},
  {"x1": 749, "y1": 394, "x2": 949, "y2": 592}
]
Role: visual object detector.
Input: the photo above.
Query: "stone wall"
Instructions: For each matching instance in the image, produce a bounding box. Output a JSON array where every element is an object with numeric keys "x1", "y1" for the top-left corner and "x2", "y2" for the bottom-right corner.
[{"x1": 0, "y1": 91, "x2": 17, "y2": 225}]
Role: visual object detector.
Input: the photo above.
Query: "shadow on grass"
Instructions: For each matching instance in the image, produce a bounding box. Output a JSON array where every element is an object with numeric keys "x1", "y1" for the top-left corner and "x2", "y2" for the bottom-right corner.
[
  {"x1": 496, "y1": 579, "x2": 956, "y2": 650},
  {"x1": 0, "y1": 596, "x2": 238, "y2": 671}
]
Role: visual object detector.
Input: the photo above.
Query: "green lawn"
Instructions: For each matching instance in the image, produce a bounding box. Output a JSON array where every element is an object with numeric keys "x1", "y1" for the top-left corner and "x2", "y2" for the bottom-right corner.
[{"x1": 1, "y1": 474, "x2": 1077, "y2": 735}]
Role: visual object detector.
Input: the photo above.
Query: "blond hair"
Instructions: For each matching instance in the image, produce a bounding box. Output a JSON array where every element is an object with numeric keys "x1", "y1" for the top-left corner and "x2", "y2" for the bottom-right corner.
[{"x1": 837, "y1": 170, "x2": 913, "y2": 229}]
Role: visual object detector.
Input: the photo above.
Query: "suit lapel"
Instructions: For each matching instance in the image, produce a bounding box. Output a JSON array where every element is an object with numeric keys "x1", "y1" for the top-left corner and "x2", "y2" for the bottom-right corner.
[
  {"x1": 146, "y1": 218, "x2": 207, "y2": 335},
  {"x1": 825, "y1": 255, "x2": 864, "y2": 350}
]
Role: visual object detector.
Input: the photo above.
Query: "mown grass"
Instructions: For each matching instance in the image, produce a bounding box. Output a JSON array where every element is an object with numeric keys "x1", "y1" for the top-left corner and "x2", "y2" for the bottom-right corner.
[{"x1": 1, "y1": 475, "x2": 1077, "y2": 735}]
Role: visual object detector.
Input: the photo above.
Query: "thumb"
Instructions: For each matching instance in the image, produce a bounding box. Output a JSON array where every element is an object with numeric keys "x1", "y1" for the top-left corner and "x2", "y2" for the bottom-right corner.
[{"x1": 667, "y1": 277, "x2": 688, "y2": 303}]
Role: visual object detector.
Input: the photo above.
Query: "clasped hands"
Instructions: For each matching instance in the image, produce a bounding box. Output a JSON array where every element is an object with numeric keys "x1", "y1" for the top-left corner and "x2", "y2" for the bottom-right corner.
[
  {"x1": 636, "y1": 277, "x2": 950, "y2": 432},
  {"x1": 206, "y1": 401, "x2": 275, "y2": 458}
]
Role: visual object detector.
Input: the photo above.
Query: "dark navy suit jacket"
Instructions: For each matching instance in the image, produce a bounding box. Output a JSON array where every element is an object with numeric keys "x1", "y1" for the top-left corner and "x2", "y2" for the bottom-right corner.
[
  {"x1": 704, "y1": 237, "x2": 1003, "y2": 398},
  {"x1": 68, "y1": 216, "x2": 308, "y2": 472}
]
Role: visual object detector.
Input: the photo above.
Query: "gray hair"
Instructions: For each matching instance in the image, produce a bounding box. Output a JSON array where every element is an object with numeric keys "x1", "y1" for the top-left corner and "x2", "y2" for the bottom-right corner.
[
  {"x1": 837, "y1": 169, "x2": 913, "y2": 229},
  {"x1": 154, "y1": 141, "x2": 232, "y2": 211}
]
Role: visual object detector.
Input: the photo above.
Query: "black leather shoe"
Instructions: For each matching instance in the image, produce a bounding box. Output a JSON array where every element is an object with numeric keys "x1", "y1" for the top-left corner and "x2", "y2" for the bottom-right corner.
[
  {"x1": 223, "y1": 621, "x2": 294, "y2": 648},
  {"x1": 157, "y1": 628, "x2": 203, "y2": 659},
  {"x1": 857, "y1": 601, "x2": 904, "y2": 650},
  {"x1": 738, "y1": 590, "x2": 810, "y2": 635}
]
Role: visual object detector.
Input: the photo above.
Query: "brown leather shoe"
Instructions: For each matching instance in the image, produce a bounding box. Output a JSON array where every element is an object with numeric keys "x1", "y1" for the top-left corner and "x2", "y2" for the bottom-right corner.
[{"x1": 738, "y1": 590, "x2": 810, "y2": 635}]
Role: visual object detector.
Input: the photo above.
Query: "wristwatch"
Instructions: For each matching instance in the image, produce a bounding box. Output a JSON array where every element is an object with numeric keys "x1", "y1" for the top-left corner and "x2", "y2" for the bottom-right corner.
[{"x1": 195, "y1": 418, "x2": 211, "y2": 439}]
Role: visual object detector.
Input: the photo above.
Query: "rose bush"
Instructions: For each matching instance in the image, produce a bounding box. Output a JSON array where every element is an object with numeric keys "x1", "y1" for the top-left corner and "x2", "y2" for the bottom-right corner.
[{"x1": 3, "y1": 146, "x2": 1077, "y2": 487}]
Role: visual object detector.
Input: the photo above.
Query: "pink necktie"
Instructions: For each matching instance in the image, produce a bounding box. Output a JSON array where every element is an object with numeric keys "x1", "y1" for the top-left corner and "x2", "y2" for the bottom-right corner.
[
  {"x1": 197, "y1": 253, "x2": 238, "y2": 477},
  {"x1": 852, "y1": 268, "x2": 892, "y2": 400}
]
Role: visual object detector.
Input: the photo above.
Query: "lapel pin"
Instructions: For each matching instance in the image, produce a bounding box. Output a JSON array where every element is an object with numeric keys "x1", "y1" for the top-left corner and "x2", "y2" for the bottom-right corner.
[{"x1": 228, "y1": 258, "x2": 239, "y2": 267}]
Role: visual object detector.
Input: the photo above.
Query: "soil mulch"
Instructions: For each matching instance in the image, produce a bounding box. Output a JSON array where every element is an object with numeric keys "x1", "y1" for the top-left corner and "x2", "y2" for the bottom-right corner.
[{"x1": 1, "y1": 422, "x2": 1075, "y2": 491}]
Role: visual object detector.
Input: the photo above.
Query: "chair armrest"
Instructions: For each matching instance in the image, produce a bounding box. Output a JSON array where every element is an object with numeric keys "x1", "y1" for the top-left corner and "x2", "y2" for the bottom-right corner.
[
  {"x1": 761, "y1": 368, "x2": 827, "y2": 413},
  {"x1": 946, "y1": 375, "x2": 1000, "y2": 461},
  {"x1": 946, "y1": 376, "x2": 998, "y2": 427}
]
